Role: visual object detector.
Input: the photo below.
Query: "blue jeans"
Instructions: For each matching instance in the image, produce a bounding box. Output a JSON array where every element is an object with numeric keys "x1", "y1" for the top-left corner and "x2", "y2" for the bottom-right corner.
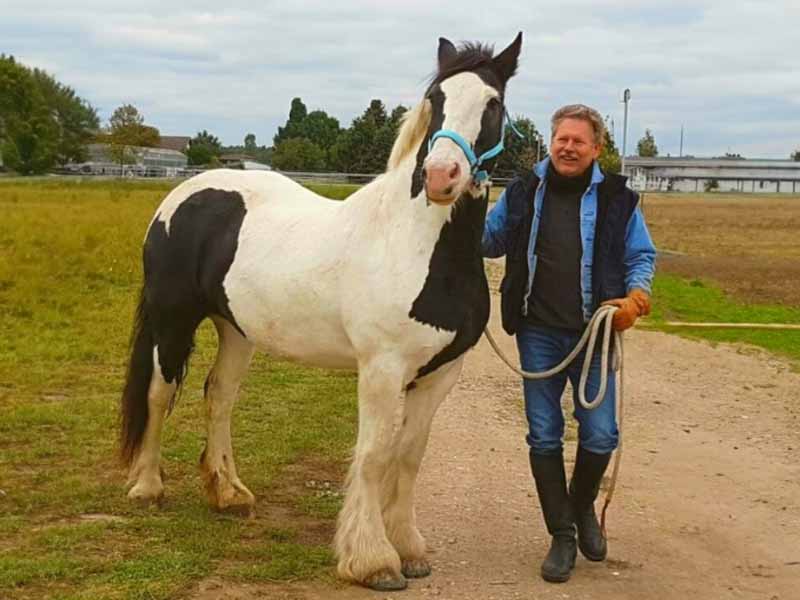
[{"x1": 516, "y1": 324, "x2": 619, "y2": 456}]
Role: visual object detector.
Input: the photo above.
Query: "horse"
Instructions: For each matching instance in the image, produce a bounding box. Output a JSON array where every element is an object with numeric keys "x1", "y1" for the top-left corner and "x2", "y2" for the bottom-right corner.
[{"x1": 119, "y1": 33, "x2": 522, "y2": 591}]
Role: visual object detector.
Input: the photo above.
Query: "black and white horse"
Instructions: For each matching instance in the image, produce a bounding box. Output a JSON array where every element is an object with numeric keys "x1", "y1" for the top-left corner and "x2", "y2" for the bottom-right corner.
[{"x1": 120, "y1": 34, "x2": 521, "y2": 591}]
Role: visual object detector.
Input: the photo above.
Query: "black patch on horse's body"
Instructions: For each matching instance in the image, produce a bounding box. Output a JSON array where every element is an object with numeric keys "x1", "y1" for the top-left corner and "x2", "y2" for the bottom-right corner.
[
  {"x1": 143, "y1": 188, "x2": 247, "y2": 382},
  {"x1": 409, "y1": 194, "x2": 490, "y2": 378}
]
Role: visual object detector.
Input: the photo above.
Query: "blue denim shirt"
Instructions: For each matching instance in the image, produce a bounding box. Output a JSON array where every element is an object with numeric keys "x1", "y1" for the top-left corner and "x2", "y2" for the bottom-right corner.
[{"x1": 482, "y1": 158, "x2": 657, "y2": 322}]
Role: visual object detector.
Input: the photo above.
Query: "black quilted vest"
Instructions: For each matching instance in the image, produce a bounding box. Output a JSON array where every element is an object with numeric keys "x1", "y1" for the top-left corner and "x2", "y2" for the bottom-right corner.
[{"x1": 498, "y1": 168, "x2": 639, "y2": 335}]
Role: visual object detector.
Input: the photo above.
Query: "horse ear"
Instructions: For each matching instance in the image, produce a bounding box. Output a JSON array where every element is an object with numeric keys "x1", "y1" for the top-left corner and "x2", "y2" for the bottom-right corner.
[
  {"x1": 493, "y1": 32, "x2": 522, "y2": 81},
  {"x1": 438, "y1": 37, "x2": 458, "y2": 70}
]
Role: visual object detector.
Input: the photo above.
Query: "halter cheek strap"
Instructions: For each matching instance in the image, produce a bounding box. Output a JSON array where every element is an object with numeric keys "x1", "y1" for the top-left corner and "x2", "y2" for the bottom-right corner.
[{"x1": 427, "y1": 107, "x2": 524, "y2": 184}]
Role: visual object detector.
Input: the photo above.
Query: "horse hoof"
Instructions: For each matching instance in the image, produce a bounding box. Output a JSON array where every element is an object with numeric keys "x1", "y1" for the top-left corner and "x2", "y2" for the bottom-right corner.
[
  {"x1": 364, "y1": 569, "x2": 408, "y2": 591},
  {"x1": 402, "y1": 558, "x2": 431, "y2": 579},
  {"x1": 127, "y1": 483, "x2": 164, "y2": 506},
  {"x1": 216, "y1": 495, "x2": 255, "y2": 518}
]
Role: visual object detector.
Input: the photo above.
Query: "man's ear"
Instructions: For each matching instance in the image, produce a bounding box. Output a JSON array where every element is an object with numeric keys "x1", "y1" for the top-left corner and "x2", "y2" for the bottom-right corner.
[{"x1": 493, "y1": 32, "x2": 522, "y2": 82}]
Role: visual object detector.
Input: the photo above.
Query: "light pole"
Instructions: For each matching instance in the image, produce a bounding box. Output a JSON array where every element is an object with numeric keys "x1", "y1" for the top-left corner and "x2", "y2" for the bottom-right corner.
[
  {"x1": 621, "y1": 88, "x2": 631, "y2": 175},
  {"x1": 537, "y1": 133, "x2": 544, "y2": 163}
]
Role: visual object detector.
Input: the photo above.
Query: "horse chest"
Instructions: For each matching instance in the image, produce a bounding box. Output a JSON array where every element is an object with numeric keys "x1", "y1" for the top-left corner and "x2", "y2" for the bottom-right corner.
[{"x1": 407, "y1": 197, "x2": 490, "y2": 379}]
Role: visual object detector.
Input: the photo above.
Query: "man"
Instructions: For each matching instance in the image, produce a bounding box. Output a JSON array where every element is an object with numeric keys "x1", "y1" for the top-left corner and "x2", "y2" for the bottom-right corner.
[{"x1": 482, "y1": 104, "x2": 656, "y2": 583}]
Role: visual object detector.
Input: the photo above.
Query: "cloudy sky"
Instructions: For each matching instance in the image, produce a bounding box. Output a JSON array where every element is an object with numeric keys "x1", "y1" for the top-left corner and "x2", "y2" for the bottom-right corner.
[{"x1": 3, "y1": 0, "x2": 798, "y2": 158}]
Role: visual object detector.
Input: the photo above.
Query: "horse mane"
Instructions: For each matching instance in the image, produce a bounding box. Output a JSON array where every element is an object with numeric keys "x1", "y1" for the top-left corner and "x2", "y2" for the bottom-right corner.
[
  {"x1": 387, "y1": 100, "x2": 432, "y2": 171},
  {"x1": 387, "y1": 42, "x2": 499, "y2": 171}
]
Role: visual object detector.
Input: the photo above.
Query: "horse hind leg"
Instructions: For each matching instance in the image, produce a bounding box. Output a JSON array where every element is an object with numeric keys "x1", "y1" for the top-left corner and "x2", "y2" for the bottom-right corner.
[
  {"x1": 125, "y1": 347, "x2": 179, "y2": 504},
  {"x1": 200, "y1": 317, "x2": 256, "y2": 515},
  {"x1": 123, "y1": 302, "x2": 200, "y2": 505}
]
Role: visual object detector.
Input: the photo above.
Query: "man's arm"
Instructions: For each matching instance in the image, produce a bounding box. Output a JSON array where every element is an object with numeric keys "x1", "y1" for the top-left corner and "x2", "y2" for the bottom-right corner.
[
  {"x1": 602, "y1": 203, "x2": 657, "y2": 330},
  {"x1": 623, "y1": 205, "x2": 657, "y2": 294},
  {"x1": 481, "y1": 189, "x2": 510, "y2": 258}
]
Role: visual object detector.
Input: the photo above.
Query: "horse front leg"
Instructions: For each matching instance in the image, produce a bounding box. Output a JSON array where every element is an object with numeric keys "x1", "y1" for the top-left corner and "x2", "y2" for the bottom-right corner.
[
  {"x1": 335, "y1": 356, "x2": 407, "y2": 591},
  {"x1": 382, "y1": 357, "x2": 464, "y2": 579}
]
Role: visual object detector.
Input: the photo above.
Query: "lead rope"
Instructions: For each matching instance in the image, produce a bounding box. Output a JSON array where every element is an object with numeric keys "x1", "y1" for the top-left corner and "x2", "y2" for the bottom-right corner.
[{"x1": 482, "y1": 304, "x2": 623, "y2": 538}]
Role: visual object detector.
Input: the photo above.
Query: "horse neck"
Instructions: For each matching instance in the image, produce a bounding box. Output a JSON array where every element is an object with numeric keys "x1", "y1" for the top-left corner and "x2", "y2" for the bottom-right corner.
[{"x1": 353, "y1": 147, "x2": 488, "y2": 259}]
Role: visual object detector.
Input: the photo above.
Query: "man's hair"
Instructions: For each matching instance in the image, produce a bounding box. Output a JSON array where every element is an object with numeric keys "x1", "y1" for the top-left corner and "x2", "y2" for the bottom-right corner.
[{"x1": 550, "y1": 104, "x2": 606, "y2": 145}]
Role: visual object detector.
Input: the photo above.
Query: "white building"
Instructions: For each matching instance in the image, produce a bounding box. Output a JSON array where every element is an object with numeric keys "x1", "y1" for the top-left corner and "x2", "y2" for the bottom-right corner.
[{"x1": 625, "y1": 157, "x2": 800, "y2": 193}]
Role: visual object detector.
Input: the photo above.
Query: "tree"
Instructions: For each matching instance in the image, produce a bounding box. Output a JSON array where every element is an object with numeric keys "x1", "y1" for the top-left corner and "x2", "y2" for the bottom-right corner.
[
  {"x1": 30, "y1": 67, "x2": 99, "y2": 164},
  {"x1": 273, "y1": 98, "x2": 341, "y2": 169},
  {"x1": 271, "y1": 137, "x2": 325, "y2": 171},
  {"x1": 598, "y1": 129, "x2": 621, "y2": 174},
  {"x1": 244, "y1": 133, "x2": 257, "y2": 155},
  {"x1": 637, "y1": 129, "x2": 658, "y2": 157},
  {"x1": 329, "y1": 100, "x2": 404, "y2": 173},
  {"x1": 106, "y1": 104, "x2": 160, "y2": 169},
  {"x1": 186, "y1": 130, "x2": 222, "y2": 166},
  {"x1": 494, "y1": 116, "x2": 545, "y2": 177},
  {"x1": 791, "y1": 149, "x2": 800, "y2": 161},
  {"x1": 0, "y1": 55, "x2": 97, "y2": 174}
]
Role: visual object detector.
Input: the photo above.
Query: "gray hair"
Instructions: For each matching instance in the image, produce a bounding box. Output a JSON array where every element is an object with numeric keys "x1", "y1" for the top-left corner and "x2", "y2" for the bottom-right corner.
[{"x1": 550, "y1": 104, "x2": 606, "y2": 145}]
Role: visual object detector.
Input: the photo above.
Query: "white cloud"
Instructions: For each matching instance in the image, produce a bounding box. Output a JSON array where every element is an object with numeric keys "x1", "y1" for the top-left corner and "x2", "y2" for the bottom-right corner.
[{"x1": 2, "y1": 0, "x2": 798, "y2": 157}]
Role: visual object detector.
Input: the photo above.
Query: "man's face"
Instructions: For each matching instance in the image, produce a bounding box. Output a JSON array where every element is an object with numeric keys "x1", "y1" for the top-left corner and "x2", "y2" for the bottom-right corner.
[{"x1": 549, "y1": 118, "x2": 602, "y2": 177}]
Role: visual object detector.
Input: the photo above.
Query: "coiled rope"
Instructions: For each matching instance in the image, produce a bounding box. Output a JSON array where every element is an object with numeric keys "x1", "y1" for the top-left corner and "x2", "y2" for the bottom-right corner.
[{"x1": 482, "y1": 304, "x2": 623, "y2": 537}]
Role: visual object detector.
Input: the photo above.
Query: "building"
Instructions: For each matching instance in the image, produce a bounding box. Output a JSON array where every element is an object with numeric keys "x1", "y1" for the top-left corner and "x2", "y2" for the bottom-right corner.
[
  {"x1": 625, "y1": 157, "x2": 800, "y2": 193},
  {"x1": 65, "y1": 138, "x2": 188, "y2": 177}
]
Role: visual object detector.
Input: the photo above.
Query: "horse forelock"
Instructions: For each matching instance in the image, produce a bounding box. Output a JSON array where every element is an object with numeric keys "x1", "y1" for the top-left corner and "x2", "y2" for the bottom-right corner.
[{"x1": 428, "y1": 42, "x2": 500, "y2": 92}]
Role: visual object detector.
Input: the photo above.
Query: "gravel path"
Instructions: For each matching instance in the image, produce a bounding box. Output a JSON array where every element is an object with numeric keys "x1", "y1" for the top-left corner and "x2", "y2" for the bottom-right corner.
[{"x1": 195, "y1": 293, "x2": 800, "y2": 600}]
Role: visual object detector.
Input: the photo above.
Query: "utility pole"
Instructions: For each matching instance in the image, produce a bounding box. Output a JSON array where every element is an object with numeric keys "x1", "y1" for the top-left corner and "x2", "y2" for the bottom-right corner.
[
  {"x1": 679, "y1": 124, "x2": 684, "y2": 157},
  {"x1": 621, "y1": 88, "x2": 631, "y2": 175}
]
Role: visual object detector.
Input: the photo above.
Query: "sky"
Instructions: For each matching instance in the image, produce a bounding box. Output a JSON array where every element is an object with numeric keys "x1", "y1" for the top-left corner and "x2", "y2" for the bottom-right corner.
[{"x1": 3, "y1": 0, "x2": 799, "y2": 159}]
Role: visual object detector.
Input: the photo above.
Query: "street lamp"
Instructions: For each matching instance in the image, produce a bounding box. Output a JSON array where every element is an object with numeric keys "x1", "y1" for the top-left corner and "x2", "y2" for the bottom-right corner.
[{"x1": 621, "y1": 88, "x2": 631, "y2": 175}]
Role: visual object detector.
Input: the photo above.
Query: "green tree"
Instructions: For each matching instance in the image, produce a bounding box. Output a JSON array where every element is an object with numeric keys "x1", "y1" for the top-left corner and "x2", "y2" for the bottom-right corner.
[
  {"x1": 790, "y1": 149, "x2": 800, "y2": 161},
  {"x1": 30, "y1": 67, "x2": 99, "y2": 164},
  {"x1": 494, "y1": 116, "x2": 545, "y2": 177},
  {"x1": 637, "y1": 129, "x2": 658, "y2": 157},
  {"x1": 598, "y1": 129, "x2": 621, "y2": 174},
  {"x1": 271, "y1": 137, "x2": 325, "y2": 171},
  {"x1": 330, "y1": 100, "x2": 404, "y2": 173},
  {"x1": 273, "y1": 98, "x2": 341, "y2": 169},
  {"x1": 186, "y1": 130, "x2": 222, "y2": 166},
  {"x1": 106, "y1": 104, "x2": 160, "y2": 169},
  {"x1": 244, "y1": 133, "x2": 257, "y2": 155},
  {"x1": 0, "y1": 55, "x2": 60, "y2": 174}
]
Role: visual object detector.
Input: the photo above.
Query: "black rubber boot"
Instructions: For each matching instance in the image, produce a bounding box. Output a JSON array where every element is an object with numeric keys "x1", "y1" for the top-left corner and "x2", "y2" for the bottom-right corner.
[
  {"x1": 529, "y1": 450, "x2": 577, "y2": 583},
  {"x1": 569, "y1": 446, "x2": 612, "y2": 562}
]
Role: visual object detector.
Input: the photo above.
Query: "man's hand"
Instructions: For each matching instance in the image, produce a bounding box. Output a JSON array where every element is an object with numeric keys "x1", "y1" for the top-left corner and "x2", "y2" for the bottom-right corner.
[{"x1": 601, "y1": 289, "x2": 651, "y2": 331}]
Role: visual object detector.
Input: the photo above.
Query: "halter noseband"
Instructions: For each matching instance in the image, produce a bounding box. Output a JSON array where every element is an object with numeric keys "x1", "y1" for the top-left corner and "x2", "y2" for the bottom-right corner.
[{"x1": 427, "y1": 107, "x2": 523, "y2": 184}]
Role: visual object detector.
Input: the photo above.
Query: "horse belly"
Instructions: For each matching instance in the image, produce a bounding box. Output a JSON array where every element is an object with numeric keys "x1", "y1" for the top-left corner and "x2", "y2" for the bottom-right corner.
[{"x1": 223, "y1": 212, "x2": 356, "y2": 370}]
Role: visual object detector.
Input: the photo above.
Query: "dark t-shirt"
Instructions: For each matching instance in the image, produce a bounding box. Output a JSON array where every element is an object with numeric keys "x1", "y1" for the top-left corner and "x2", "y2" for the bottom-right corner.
[{"x1": 525, "y1": 165, "x2": 591, "y2": 331}]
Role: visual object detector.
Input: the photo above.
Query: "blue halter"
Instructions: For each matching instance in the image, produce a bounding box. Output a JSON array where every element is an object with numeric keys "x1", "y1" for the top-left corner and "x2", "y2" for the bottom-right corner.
[{"x1": 427, "y1": 107, "x2": 524, "y2": 184}]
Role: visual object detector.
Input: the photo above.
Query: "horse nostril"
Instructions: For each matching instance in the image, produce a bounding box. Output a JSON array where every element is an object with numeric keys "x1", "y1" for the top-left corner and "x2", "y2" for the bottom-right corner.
[{"x1": 448, "y1": 163, "x2": 460, "y2": 180}]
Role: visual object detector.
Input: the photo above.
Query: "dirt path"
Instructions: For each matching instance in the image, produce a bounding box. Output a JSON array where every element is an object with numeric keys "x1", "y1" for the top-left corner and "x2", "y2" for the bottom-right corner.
[{"x1": 195, "y1": 294, "x2": 800, "y2": 600}]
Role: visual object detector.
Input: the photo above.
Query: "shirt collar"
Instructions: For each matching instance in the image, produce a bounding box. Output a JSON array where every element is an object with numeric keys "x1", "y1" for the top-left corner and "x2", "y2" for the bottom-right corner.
[{"x1": 534, "y1": 158, "x2": 605, "y2": 186}]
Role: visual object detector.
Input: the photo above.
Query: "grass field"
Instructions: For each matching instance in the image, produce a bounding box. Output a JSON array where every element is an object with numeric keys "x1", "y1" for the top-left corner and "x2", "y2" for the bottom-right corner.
[
  {"x1": 641, "y1": 192, "x2": 800, "y2": 362},
  {"x1": 0, "y1": 179, "x2": 360, "y2": 599},
  {"x1": 1, "y1": 179, "x2": 799, "y2": 599}
]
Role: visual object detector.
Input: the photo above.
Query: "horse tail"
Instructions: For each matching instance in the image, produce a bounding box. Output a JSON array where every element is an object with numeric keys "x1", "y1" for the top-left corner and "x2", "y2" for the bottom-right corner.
[{"x1": 120, "y1": 288, "x2": 154, "y2": 466}]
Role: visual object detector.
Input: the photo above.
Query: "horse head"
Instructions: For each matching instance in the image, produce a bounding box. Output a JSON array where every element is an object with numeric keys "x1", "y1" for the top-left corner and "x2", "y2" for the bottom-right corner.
[{"x1": 422, "y1": 33, "x2": 522, "y2": 205}]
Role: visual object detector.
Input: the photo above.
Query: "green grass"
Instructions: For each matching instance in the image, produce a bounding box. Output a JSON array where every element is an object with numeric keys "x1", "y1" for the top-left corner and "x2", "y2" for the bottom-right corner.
[
  {"x1": 0, "y1": 179, "x2": 358, "y2": 599},
  {"x1": 648, "y1": 274, "x2": 800, "y2": 363}
]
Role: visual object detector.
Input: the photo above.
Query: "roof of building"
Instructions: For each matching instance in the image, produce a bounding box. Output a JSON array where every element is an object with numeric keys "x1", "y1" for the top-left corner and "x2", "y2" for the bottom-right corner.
[
  {"x1": 157, "y1": 136, "x2": 191, "y2": 152},
  {"x1": 626, "y1": 156, "x2": 800, "y2": 170}
]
